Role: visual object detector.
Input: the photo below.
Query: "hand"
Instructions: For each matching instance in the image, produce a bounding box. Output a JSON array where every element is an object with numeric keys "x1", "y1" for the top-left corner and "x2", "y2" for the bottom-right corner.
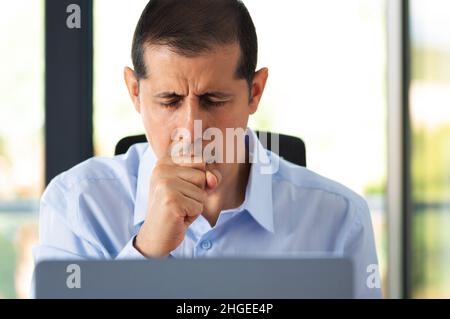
[{"x1": 134, "y1": 155, "x2": 221, "y2": 258}]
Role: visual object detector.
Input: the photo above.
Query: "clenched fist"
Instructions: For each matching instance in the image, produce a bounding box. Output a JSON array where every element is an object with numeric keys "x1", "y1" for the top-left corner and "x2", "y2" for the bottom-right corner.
[{"x1": 134, "y1": 155, "x2": 221, "y2": 258}]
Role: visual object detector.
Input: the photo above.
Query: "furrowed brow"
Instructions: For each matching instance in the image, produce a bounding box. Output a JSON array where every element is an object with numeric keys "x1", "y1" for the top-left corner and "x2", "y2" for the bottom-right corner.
[{"x1": 154, "y1": 92, "x2": 184, "y2": 99}]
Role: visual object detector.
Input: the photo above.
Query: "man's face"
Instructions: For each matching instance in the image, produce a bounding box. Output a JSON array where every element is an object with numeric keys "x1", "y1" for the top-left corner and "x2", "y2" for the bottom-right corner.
[{"x1": 125, "y1": 42, "x2": 268, "y2": 174}]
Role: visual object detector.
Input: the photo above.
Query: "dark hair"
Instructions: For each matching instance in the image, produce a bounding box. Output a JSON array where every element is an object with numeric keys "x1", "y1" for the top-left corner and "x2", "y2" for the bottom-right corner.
[{"x1": 131, "y1": 0, "x2": 258, "y2": 89}]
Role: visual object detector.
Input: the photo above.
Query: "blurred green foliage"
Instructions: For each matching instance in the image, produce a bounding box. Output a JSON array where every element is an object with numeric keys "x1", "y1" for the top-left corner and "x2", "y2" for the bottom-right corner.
[
  {"x1": 412, "y1": 125, "x2": 450, "y2": 202},
  {"x1": 0, "y1": 235, "x2": 16, "y2": 299}
]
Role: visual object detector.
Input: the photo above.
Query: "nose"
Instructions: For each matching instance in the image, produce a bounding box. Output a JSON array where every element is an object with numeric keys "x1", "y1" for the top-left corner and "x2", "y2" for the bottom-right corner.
[{"x1": 180, "y1": 98, "x2": 207, "y2": 143}]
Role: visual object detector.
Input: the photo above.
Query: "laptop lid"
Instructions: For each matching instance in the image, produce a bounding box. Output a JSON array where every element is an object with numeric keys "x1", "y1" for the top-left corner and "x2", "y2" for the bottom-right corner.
[{"x1": 34, "y1": 257, "x2": 353, "y2": 299}]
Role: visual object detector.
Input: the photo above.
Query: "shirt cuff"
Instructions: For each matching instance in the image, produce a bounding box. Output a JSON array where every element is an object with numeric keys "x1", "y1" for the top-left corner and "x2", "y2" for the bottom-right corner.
[
  {"x1": 115, "y1": 235, "x2": 175, "y2": 260},
  {"x1": 115, "y1": 235, "x2": 147, "y2": 260}
]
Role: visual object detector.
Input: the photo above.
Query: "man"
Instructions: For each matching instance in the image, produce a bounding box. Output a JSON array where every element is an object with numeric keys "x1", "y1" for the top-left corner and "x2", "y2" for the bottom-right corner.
[{"x1": 34, "y1": 0, "x2": 382, "y2": 298}]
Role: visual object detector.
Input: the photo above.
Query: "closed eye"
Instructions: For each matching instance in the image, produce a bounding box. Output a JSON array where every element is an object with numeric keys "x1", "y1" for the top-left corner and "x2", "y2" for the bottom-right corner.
[
  {"x1": 160, "y1": 100, "x2": 182, "y2": 108},
  {"x1": 160, "y1": 100, "x2": 227, "y2": 108},
  {"x1": 201, "y1": 99, "x2": 227, "y2": 108}
]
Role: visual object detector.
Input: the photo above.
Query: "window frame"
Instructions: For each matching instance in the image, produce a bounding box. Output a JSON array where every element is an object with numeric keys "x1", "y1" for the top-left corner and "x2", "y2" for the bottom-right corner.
[{"x1": 45, "y1": 0, "x2": 94, "y2": 184}]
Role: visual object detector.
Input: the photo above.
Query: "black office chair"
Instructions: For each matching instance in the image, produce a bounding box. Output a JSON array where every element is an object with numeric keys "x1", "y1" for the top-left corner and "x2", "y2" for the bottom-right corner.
[{"x1": 115, "y1": 131, "x2": 306, "y2": 167}]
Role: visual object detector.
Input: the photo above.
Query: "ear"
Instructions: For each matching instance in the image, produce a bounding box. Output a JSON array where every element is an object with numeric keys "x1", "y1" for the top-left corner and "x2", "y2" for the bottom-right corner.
[
  {"x1": 248, "y1": 67, "x2": 269, "y2": 115},
  {"x1": 124, "y1": 67, "x2": 141, "y2": 113}
]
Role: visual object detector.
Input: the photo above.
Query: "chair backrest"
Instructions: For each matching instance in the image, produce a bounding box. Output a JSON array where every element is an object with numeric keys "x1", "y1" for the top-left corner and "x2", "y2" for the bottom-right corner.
[{"x1": 115, "y1": 131, "x2": 306, "y2": 167}]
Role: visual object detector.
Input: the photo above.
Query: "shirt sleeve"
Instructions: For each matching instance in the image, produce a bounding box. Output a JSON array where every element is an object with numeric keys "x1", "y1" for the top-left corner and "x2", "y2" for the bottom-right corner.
[
  {"x1": 31, "y1": 176, "x2": 152, "y2": 297},
  {"x1": 343, "y1": 197, "x2": 383, "y2": 299},
  {"x1": 33, "y1": 177, "x2": 105, "y2": 264},
  {"x1": 115, "y1": 235, "x2": 147, "y2": 260},
  {"x1": 116, "y1": 235, "x2": 176, "y2": 260},
  {"x1": 33, "y1": 176, "x2": 153, "y2": 262}
]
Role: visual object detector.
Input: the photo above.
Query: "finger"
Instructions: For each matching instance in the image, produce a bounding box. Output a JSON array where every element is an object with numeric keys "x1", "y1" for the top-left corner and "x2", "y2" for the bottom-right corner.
[
  {"x1": 206, "y1": 168, "x2": 222, "y2": 191},
  {"x1": 179, "y1": 193, "x2": 204, "y2": 217},
  {"x1": 174, "y1": 166, "x2": 207, "y2": 189},
  {"x1": 173, "y1": 178, "x2": 206, "y2": 202},
  {"x1": 174, "y1": 157, "x2": 207, "y2": 171}
]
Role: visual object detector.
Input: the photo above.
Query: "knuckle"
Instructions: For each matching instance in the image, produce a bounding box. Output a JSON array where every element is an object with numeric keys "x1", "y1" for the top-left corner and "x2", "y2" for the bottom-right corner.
[
  {"x1": 194, "y1": 171, "x2": 206, "y2": 186},
  {"x1": 182, "y1": 199, "x2": 202, "y2": 217},
  {"x1": 189, "y1": 200, "x2": 203, "y2": 215}
]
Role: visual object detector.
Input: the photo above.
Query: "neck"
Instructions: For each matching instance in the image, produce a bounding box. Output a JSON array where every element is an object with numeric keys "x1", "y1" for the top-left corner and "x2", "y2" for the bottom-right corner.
[{"x1": 202, "y1": 161, "x2": 251, "y2": 227}]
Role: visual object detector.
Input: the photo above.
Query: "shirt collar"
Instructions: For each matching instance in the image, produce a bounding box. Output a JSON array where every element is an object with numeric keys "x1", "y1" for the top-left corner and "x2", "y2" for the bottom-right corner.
[
  {"x1": 133, "y1": 128, "x2": 275, "y2": 233},
  {"x1": 239, "y1": 128, "x2": 274, "y2": 232}
]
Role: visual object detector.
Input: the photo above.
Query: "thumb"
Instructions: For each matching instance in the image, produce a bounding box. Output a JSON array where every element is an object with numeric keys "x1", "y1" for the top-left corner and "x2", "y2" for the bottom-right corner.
[{"x1": 205, "y1": 169, "x2": 222, "y2": 191}]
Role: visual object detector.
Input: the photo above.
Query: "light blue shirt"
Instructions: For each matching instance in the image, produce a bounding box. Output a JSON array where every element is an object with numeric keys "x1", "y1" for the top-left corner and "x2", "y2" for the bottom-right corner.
[{"x1": 33, "y1": 129, "x2": 382, "y2": 298}]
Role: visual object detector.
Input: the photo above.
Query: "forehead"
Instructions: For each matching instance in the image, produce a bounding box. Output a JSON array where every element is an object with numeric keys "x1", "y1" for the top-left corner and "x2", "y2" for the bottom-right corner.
[{"x1": 142, "y1": 43, "x2": 243, "y2": 93}]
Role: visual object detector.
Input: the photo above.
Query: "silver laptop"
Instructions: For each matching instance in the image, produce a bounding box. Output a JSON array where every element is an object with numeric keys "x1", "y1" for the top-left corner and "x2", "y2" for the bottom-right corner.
[{"x1": 34, "y1": 257, "x2": 353, "y2": 299}]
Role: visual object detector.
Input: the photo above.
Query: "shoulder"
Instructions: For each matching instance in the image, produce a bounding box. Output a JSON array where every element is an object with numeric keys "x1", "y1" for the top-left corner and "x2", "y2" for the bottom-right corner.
[
  {"x1": 271, "y1": 152, "x2": 371, "y2": 226},
  {"x1": 40, "y1": 142, "x2": 150, "y2": 213},
  {"x1": 39, "y1": 143, "x2": 150, "y2": 246},
  {"x1": 51, "y1": 143, "x2": 148, "y2": 189}
]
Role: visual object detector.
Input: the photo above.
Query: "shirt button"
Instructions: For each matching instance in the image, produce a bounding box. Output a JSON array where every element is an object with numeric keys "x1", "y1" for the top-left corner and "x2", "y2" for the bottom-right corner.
[{"x1": 200, "y1": 240, "x2": 213, "y2": 250}]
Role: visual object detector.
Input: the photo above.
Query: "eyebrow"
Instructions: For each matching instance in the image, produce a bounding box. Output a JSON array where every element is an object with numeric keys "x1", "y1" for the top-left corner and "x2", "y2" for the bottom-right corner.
[
  {"x1": 153, "y1": 91, "x2": 234, "y2": 99},
  {"x1": 154, "y1": 92, "x2": 184, "y2": 99}
]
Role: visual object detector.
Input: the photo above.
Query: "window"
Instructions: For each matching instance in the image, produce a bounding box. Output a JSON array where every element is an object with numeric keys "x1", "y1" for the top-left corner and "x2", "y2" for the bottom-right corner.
[
  {"x1": 410, "y1": 0, "x2": 450, "y2": 298},
  {"x1": 0, "y1": 1, "x2": 44, "y2": 298},
  {"x1": 93, "y1": 0, "x2": 149, "y2": 156}
]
